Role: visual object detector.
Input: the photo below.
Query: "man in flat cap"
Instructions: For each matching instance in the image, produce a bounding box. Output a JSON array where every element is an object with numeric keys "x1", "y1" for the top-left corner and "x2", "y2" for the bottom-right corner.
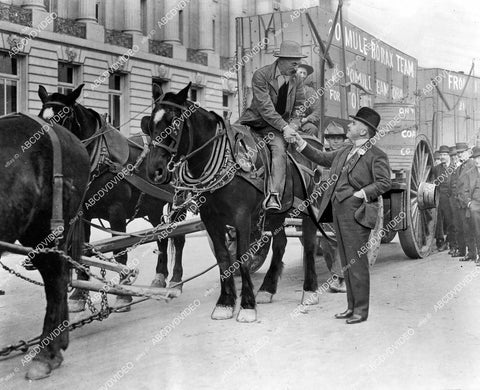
[
  {"x1": 433, "y1": 145, "x2": 452, "y2": 251},
  {"x1": 240, "y1": 40, "x2": 306, "y2": 211},
  {"x1": 295, "y1": 62, "x2": 321, "y2": 137},
  {"x1": 292, "y1": 107, "x2": 392, "y2": 324},
  {"x1": 460, "y1": 146, "x2": 480, "y2": 264}
]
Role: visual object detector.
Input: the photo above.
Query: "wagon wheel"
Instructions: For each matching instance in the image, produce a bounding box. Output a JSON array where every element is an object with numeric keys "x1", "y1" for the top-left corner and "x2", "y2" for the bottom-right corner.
[
  {"x1": 398, "y1": 138, "x2": 438, "y2": 259},
  {"x1": 368, "y1": 196, "x2": 384, "y2": 267},
  {"x1": 381, "y1": 198, "x2": 397, "y2": 243}
]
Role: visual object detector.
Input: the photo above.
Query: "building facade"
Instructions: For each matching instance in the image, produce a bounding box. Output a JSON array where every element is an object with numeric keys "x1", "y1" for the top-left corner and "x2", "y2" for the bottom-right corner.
[{"x1": 0, "y1": 0, "x2": 326, "y2": 135}]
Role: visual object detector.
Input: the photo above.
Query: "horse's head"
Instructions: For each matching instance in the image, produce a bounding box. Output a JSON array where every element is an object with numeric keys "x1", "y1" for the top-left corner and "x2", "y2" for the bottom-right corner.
[
  {"x1": 38, "y1": 84, "x2": 86, "y2": 139},
  {"x1": 143, "y1": 82, "x2": 194, "y2": 184}
]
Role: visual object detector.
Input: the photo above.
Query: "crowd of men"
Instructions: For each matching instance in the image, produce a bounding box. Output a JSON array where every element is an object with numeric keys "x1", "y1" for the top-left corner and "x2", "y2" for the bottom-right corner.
[{"x1": 433, "y1": 143, "x2": 480, "y2": 264}]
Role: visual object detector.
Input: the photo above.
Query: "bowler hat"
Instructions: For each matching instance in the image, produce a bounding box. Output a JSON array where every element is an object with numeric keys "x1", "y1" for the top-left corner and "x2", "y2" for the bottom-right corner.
[
  {"x1": 273, "y1": 41, "x2": 307, "y2": 58},
  {"x1": 324, "y1": 121, "x2": 346, "y2": 138},
  {"x1": 472, "y1": 147, "x2": 480, "y2": 159},
  {"x1": 438, "y1": 145, "x2": 450, "y2": 154},
  {"x1": 349, "y1": 107, "x2": 381, "y2": 132},
  {"x1": 297, "y1": 62, "x2": 314, "y2": 76},
  {"x1": 455, "y1": 142, "x2": 469, "y2": 153},
  {"x1": 449, "y1": 146, "x2": 457, "y2": 156}
]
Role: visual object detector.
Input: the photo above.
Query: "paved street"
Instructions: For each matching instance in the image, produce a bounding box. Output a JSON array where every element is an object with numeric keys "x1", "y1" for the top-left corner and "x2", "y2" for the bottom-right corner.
[{"x1": 1, "y1": 222, "x2": 480, "y2": 390}]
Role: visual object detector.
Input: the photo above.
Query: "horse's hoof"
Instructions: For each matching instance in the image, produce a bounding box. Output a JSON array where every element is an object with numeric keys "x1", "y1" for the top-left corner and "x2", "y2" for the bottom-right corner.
[
  {"x1": 68, "y1": 299, "x2": 86, "y2": 313},
  {"x1": 169, "y1": 281, "x2": 183, "y2": 294},
  {"x1": 301, "y1": 290, "x2": 319, "y2": 306},
  {"x1": 26, "y1": 354, "x2": 63, "y2": 380},
  {"x1": 113, "y1": 295, "x2": 132, "y2": 313},
  {"x1": 150, "y1": 274, "x2": 167, "y2": 288},
  {"x1": 236, "y1": 308, "x2": 257, "y2": 323},
  {"x1": 256, "y1": 291, "x2": 273, "y2": 304},
  {"x1": 211, "y1": 305, "x2": 234, "y2": 320}
]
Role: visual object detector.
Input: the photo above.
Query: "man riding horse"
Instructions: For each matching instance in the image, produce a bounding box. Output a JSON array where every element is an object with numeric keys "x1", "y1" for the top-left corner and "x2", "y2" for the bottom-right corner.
[{"x1": 239, "y1": 40, "x2": 306, "y2": 211}]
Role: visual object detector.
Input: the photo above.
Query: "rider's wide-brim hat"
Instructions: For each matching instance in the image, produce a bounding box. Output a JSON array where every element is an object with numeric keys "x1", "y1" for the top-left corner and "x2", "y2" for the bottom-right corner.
[
  {"x1": 349, "y1": 107, "x2": 381, "y2": 132},
  {"x1": 298, "y1": 62, "x2": 314, "y2": 75},
  {"x1": 273, "y1": 41, "x2": 308, "y2": 58}
]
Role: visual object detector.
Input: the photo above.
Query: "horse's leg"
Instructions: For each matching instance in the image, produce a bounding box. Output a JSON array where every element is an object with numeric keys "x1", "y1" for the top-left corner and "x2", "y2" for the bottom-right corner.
[
  {"x1": 68, "y1": 219, "x2": 90, "y2": 312},
  {"x1": 26, "y1": 252, "x2": 69, "y2": 380},
  {"x1": 236, "y1": 220, "x2": 257, "y2": 323},
  {"x1": 170, "y1": 209, "x2": 186, "y2": 291},
  {"x1": 148, "y1": 208, "x2": 169, "y2": 288},
  {"x1": 206, "y1": 222, "x2": 237, "y2": 320},
  {"x1": 109, "y1": 203, "x2": 131, "y2": 311},
  {"x1": 301, "y1": 216, "x2": 320, "y2": 305},
  {"x1": 257, "y1": 220, "x2": 286, "y2": 304}
]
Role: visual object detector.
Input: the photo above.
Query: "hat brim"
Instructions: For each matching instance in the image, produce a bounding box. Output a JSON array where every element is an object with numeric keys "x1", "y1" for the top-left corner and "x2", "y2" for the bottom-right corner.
[
  {"x1": 273, "y1": 53, "x2": 308, "y2": 58},
  {"x1": 472, "y1": 153, "x2": 480, "y2": 158},
  {"x1": 456, "y1": 148, "x2": 468, "y2": 153},
  {"x1": 324, "y1": 133, "x2": 347, "y2": 138},
  {"x1": 349, "y1": 115, "x2": 377, "y2": 132},
  {"x1": 298, "y1": 64, "x2": 314, "y2": 75}
]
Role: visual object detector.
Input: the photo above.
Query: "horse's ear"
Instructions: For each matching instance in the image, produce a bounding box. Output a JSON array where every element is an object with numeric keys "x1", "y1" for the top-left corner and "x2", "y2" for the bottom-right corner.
[
  {"x1": 141, "y1": 116, "x2": 151, "y2": 135},
  {"x1": 176, "y1": 82, "x2": 191, "y2": 103},
  {"x1": 66, "y1": 84, "x2": 85, "y2": 105},
  {"x1": 38, "y1": 85, "x2": 48, "y2": 103},
  {"x1": 153, "y1": 83, "x2": 163, "y2": 102}
]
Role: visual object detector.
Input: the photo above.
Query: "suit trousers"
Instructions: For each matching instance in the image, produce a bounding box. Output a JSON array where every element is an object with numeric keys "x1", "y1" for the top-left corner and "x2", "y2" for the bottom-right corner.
[
  {"x1": 450, "y1": 199, "x2": 465, "y2": 253},
  {"x1": 333, "y1": 195, "x2": 371, "y2": 319},
  {"x1": 462, "y1": 208, "x2": 477, "y2": 256},
  {"x1": 254, "y1": 126, "x2": 286, "y2": 199},
  {"x1": 469, "y1": 201, "x2": 480, "y2": 253},
  {"x1": 436, "y1": 193, "x2": 454, "y2": 245}
]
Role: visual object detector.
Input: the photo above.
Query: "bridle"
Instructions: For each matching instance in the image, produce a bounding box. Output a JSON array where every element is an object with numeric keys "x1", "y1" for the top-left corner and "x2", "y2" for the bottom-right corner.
[{"x1": 148, "y1": 97, "x2": 225, "y2": 173}]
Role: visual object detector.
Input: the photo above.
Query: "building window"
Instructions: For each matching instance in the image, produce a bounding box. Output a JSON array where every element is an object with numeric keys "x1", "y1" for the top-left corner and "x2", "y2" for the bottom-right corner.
[
  {"x1": 179, "y1": 10, "x2": 183, "y2": 44},
  {"x1": 0, "y1": 52, "x2": 18, "y2": 116},
  {"x1": 190, "y1": 88, "x2": 198, "y2": 102},
  {"x1": 212, "y1": 20, "x2": 215, "y2": 51},
  {"x1": 58, "y1": 62, "x2": 78, "y2": 95},
  {"x1": 108, "y1": 73, "x2": 123, "y2": 128},
  {"x1": 222, "y1": 92, "x2": 231, "y2": 120}
]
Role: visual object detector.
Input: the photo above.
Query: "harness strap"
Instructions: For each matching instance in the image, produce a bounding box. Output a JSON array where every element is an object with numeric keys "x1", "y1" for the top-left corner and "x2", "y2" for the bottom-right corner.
[{"x1": 20, "y1": 114, "x2": 64, "y2": 235}]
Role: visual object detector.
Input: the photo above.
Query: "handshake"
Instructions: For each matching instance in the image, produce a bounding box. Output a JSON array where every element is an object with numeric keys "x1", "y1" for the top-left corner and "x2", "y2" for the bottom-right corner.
[{"x1": 282, "y1": 122, "x2": 304, "y2": 145}]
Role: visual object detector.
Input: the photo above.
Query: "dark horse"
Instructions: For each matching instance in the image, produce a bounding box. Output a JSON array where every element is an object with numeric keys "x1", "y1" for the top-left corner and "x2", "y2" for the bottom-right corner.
[
  {"x1": 0, "y1": 113, "x2": 89, "y2": 378},
  {"x1": 144, "y1": 83, "x2": 322, "y2": 322},
  {"x1": 38, "y1": 84, "x2": 186, "y2": 312}
]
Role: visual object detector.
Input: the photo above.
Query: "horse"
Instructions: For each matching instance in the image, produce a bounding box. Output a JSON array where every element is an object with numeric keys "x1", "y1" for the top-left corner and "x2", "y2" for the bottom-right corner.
[
  {"x1": 143, "y1": 82, "x2": 323, "y2": 322},
  {"x1": 37, "y1": 84, "x2": 186, "y2": 313},
  {"x1": 0, "y1": 113, "x2": 89, "y2": 379}
]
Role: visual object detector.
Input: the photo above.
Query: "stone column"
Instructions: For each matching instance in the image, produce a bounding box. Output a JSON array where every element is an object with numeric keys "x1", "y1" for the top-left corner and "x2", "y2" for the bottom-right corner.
[
  {"x1": 162, "y1": 0, "x2": 181, "y2": 45},
  {"x1": 229, "y1": 0, "x2": 243, "y2": 57},
  {"x1": 21, "y1": 0, "x2": 46, "y2": 11},
  {"x1": 198, "y1": 0, "x2": 213, "y2": 53},
  {"x1": 123, "y1": 0, "x2": 141, "y2": 34},
  {"x1": 77, "y1": 0, "x2": 97, "y2": 23}
]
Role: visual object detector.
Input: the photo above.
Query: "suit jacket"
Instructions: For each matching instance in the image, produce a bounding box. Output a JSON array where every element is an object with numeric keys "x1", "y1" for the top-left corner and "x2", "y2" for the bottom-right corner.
[
  {"x1": 455, "y1": 159, "x2": 476, "y2": 207},
  {"x1": 459, "y1": 166, "x2": 480, "y2": 207},
  {"x1": 300, "y1": 142, "x2": 392, "y2": 221},
  {"x1": 239, "y1": 62, "x2": 305, "y2": 131},
  {"x1": 432, "y1": 163, "x2": 451, "y2": 195}
]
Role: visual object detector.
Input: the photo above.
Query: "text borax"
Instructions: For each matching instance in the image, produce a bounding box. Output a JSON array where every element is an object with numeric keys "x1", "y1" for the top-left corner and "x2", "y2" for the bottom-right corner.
[{"x1": 328, "y1": 21, "x2": 415, "y2": 78}]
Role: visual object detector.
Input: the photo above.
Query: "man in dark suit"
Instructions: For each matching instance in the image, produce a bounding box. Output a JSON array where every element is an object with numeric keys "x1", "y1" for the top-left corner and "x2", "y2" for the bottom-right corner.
[
  {"x1": 292, "y1": 107, "x2": 392, "y2": 324},
  {"x1": 433, "y1": 145, "x2": 453, "y2": 251},
  {"x1": 447, "y1": 146, "x2": 459, "y2": 255},
  {"x1": 454, "y1": 143, "x2": 477, "y2": 261},
  {"x1": 239, "y1": 41, "x2": 306, "y2": 210},
  {"x1": 461, "y1": 146, "x2": 480, "y2": 265}
]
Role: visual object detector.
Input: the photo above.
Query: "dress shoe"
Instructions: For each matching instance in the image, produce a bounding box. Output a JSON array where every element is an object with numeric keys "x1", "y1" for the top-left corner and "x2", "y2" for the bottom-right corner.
[
  {"x1": 334, "y1": 309, "x2": 353, "y2": 319},
  {"x1": 346, "y1": 314, "x2": 366, "y2": 324},
  {"x1": 263, "y1": 193, "x2": 281, "y2": 211},
  {"x1": 452, "y1": 250, "x2": 466, "y2": 258},
  {"x1": 460, "y1": 254, "x2": 477, "y2": 262}
]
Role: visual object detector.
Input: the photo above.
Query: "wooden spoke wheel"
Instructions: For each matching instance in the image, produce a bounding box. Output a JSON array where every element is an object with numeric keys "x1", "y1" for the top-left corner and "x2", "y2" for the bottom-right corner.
[{"x1": 398, "y1": 137, "x2": 438, "y2": 259}]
